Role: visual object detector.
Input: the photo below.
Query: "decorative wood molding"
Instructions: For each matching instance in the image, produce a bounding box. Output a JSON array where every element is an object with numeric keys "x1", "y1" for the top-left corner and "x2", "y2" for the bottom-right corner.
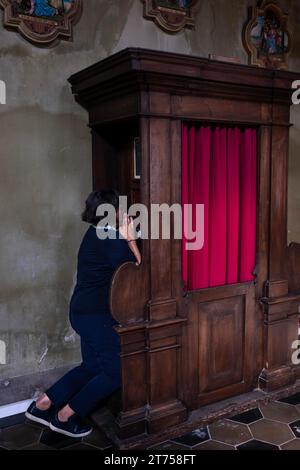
[
  {"x1": 243, "y1": 0, "x2": 292, "y2": 70},
  {"x1": 142, "y1": 0, "x2": 199, "y2": 34},
  {"x1": 0, "y1": 0, "x2": 82, "y2": 47},
  {"x1": 69, "y1": 48, "x2": 299, "y2": 114}
]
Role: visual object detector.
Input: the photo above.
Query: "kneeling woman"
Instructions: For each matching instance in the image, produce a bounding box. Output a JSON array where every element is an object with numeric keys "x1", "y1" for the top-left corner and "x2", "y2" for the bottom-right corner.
[{"x1": 26, "y1": 190, "x2": 141, "y2": 438}]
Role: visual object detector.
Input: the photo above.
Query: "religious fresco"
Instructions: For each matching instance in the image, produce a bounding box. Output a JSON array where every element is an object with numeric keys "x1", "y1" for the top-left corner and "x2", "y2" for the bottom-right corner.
[
  {"x1": 142, "y1": 0, "x2": 199, "y2": 34},
  {"x1": 13, "y1": 1, "x2": 75, "y2": 19},
  {"x1": 244, "y1": 1, "x2": 291, "y2": 69},
  {"x1": 155, "y1": 0, "x2": 192, "y2": 10},
  {"x1": 0, "y1": 0, "x2": 82, "y2": 46}
]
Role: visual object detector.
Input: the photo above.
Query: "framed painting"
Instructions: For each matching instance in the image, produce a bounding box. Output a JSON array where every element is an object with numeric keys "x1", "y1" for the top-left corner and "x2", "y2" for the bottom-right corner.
[
  {"x1": 243, "y1": 0, "x2": 292, "y2": 69},
  {"x1": 0, "y1": 0, "x2": 82, "y2": 46},
  {"x1": 142, "y1": 0, "x2": 199, "y2": 34}
]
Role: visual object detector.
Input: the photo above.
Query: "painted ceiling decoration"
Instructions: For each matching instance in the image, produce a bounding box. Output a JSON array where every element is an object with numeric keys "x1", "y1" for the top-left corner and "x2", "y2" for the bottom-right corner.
[
  {"x1": 0, "y1": 0, "x2": 82, "y2": 47},
  {"x1": 142, "y1": 0, "x2": 199, "y2": 34},
  {"x1": 243, "y1": 0, "x2": 292, "y2": 69}
]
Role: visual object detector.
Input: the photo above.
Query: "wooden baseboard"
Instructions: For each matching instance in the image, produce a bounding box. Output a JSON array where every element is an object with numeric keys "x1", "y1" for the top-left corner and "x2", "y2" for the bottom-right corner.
[
  {"x1": 259, "y1": 366, "x2": 296, "y2": 391},
  {"x1": 92, "y1": 381, "x2": 300, "y2": 449}
]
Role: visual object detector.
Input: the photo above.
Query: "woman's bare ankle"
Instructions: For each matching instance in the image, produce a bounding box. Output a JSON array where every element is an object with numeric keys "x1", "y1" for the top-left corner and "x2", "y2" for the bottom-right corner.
[
  {"x1": 58, "y1": 405, "x2": 75, "y2": 423},
  {"x1": 36, "y1": 393, "x2": 52, "y2": 411}
]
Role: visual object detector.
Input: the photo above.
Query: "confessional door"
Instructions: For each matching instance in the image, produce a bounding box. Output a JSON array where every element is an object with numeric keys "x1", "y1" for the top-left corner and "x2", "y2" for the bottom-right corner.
[
  {"x1": 180, "y1": 122, "x2": 261, "y2": 409},
  {"x1": 181, "y1": 283, "x2": 258, "y2": 408}
]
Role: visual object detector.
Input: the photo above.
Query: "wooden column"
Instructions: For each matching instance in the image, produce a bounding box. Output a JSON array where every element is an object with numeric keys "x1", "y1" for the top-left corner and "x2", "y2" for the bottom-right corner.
[
  {"x1": 115, "y1": 324, "x2": 148, "y2": 439},
  {"x1": 145, "y1": 107, "x2": 187, "y2": 432},
  {"x1": 259, "y1": 123, "x2": 300, "y2": 390}
]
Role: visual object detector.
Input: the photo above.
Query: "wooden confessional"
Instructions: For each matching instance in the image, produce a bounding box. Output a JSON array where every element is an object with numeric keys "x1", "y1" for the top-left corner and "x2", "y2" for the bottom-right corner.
[{"x1": 69, "y1": 48, "x2": 300, "y2": 444}]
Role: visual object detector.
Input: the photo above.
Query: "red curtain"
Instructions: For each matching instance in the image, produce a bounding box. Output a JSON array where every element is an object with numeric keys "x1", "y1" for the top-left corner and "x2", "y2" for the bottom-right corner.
[{"x1": 182, "y1": 123, "x2": 257, "y2": 291}]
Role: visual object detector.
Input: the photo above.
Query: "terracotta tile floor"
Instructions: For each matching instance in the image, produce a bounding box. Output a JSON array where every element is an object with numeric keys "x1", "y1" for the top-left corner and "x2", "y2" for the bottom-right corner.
[{"x1": 1, "y1": 393, "x2": 300, "y2": 450}]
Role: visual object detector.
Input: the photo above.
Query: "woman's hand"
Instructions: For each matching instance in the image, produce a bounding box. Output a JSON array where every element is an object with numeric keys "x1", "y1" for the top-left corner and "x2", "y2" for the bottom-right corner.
[
  {"x1": 119, "y1": 213, "x2": 141, "y2": 266},
  {"x1": 119, "y1": 214, "x2": 136, "y2": 241}
]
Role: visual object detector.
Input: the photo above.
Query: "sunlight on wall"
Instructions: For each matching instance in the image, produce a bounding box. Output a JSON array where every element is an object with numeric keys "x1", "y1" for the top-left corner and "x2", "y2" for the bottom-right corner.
[
  {"x1": 0, "y1": 80, "x2": 6, "y2": 104},
  {"x1": 0, "y1": 340, "x2": 6, "y2": 365}
]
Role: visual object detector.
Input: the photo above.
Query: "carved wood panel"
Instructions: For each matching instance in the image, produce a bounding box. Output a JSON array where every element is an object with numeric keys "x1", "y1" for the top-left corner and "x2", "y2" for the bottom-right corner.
[{"x1": 182, "y1": 283, "x2": 257, "y2": 408}]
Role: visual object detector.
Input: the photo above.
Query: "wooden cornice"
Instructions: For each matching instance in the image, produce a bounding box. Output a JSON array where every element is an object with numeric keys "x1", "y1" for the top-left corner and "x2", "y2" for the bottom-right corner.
[{"x1": 68, "y1": 47, "x2": 299, "y2": 110}]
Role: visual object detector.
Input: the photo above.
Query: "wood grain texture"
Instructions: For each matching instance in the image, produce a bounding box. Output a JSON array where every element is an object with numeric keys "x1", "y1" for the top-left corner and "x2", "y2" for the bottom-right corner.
[{"x1": 69, "y1": 48, "x2": 300, "y2": 444}]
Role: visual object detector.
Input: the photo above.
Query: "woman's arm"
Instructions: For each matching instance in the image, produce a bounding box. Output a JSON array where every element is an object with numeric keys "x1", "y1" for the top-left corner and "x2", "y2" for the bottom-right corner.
[
  {"x1": 119, "y1": 214, "x2": 142, "y2": 266},
  {"x1": 127, "y1": 240, "x2": 141, "y2": 266}
]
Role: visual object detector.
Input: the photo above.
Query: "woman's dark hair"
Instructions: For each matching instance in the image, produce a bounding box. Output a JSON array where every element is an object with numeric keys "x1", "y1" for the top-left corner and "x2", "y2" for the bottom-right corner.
[{"x1": 81, "y1": 189, "x2": 120, "y2": 225}]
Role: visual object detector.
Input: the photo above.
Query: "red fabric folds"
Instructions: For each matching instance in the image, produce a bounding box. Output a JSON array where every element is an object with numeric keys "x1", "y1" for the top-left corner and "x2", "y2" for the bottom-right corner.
[{"x1": 182, "y1": 123, "x2": 257, "y2": 291}]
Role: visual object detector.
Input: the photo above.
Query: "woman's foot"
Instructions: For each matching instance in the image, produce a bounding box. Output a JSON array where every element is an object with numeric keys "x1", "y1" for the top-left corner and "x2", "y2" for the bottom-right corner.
[
  {"x1": 25, "y1": 401, "x2": 55, "y2": 427},
  {"x1": 50, "y1": 414, "x2": 93, "y2": 438},
  {"x1": 36, "y1": 393, "x2": 52, "y2": 411},
  {"x1": 57, "y1": 404, "x2": 75, "y2": 422}
]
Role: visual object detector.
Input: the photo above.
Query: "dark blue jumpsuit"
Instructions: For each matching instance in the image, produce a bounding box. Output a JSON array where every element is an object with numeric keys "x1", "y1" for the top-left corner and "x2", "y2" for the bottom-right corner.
[{"x1": 46, "y1": 226, "x2": 135, "y2": 417}]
